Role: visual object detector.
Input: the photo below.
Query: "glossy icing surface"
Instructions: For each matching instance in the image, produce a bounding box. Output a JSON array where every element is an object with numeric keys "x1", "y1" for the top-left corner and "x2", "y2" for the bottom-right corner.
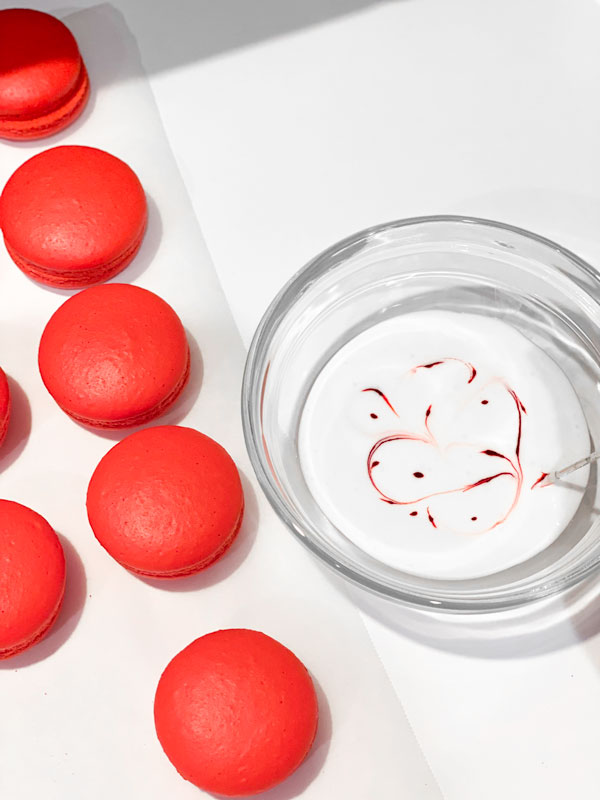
[{"x1": 299, "y1": 311, "x2": 590, "y2": 579}]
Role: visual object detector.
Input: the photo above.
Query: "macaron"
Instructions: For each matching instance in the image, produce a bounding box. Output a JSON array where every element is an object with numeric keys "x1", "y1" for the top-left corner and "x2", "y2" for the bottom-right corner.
[
  {"x1": 0, "y1": 367, "x2": 10, "y2": 447},
  {"x1": 0, "y1": 146, "x2": 147, "y2": 288},
  {"x1": 38, "y1": 284, "x2": 189, "y2": 428},
  {"x1": 154, "y1": 629, "x2": 319, "y2": 796},
  {"x1": 87, "y1": 426, "x2": 244, "y2": 578},
  {"x1": 0, "y1": 9, "x2": 89, "y2": 140},
  {"x1": 0, "y1": 500, "x2": 66, "y2": 660}
]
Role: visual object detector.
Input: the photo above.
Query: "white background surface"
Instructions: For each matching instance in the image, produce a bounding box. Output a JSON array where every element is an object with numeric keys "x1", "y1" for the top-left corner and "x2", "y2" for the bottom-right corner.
[{"x1": 7, "y1": 0, "x2": 600, "y2": 797}]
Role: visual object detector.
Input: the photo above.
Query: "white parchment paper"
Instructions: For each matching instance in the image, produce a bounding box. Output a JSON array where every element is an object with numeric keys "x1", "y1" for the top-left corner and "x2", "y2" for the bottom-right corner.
[{"x1": 0, "y1": 7, "x2": 441, "y2": 798}]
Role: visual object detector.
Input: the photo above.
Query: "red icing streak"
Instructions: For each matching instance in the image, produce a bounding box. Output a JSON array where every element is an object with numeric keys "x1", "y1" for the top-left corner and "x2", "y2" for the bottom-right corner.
[
  {"x1": 424, "y1": 404, "x2": 434, "y2": 438},
  {"x1": 366, "y1": 431, "x2": 431, "y2": 500},
  {"x1": 414, "y1": 357, "x2": 477, "y2": 384},
  {"x1": 507, "y1": 388, "x2": 526, "y2": 459},
  {"x1": 481, "y1": 448, "x2": 519, "y2": 480},
  {"x1": 531, "y1": 472, "x2": 549, "y2": 489},
  {"x1": 362, "y1": 387, "x2": 398, "y2": 415},
  {"x1": 463, "y1": 472, "x2": 513, "y2": 491},
  {"x1": 365, "y1": 360, "x2": 532, "y2": 534}
]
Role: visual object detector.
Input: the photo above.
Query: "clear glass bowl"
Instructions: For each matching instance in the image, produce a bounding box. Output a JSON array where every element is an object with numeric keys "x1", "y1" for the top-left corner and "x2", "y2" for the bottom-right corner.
[{"x1": 242, "y1": 216, "x2": 600, "y2": 612}]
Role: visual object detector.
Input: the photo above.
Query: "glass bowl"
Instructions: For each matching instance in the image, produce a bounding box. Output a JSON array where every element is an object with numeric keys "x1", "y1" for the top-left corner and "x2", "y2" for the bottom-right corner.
[{"x1": 241, "y1": 216, "x2": 600, "y2": 612}]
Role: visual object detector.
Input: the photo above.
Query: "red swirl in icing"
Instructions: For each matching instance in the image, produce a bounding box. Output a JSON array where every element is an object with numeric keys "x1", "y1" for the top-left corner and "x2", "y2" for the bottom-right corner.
[
  {"x1": 362, "y1": 387, "x2": 398, "y2": 415},
  {"x1": 364, "y1": 358, "x2": 527, "y2": 533},
  {"x1": 414, "y1": 358, "x2": 477, "y2": 384}
]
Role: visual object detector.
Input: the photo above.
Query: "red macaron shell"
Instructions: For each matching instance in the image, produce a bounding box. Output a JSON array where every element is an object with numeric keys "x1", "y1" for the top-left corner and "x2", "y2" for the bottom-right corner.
[
  {"x1": 0, "y1": 368, "x2": 10, "y2": 447},
  {"x1": 154, "y1": 630, "x2": 319, "y2": 796},
  {"x1": 0, "y1": 500, "x2": 66, "y2": 659},
  {"x1": 0, "y1": 146, "x2": 147, "y2": 288},
  {"x1": 38, "y1": 284, "x2": 189, "y2": 428},
  {"x1": 0, "y1": 10, "x2": 89, "y2": 140},
  {"x1": 87, "y1": 426, "x2": 244, "y2": 577}
]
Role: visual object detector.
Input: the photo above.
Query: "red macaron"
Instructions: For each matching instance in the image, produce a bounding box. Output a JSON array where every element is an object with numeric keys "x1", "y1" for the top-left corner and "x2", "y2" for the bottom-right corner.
[
  {"x1": 0, "y1": 367, "x2": 10, "y2": 447},
  {"x1": 154, "y1": 629, "x2": 319, "y2": 796},
  {"x1": 0, "y1": 500, "x2": 66, "y2": 660},
  {"x1": 0, "y1": 9, "x2": 89, "y2": 140},
  {"x1": 87, "y1": 426, "x2": 243, "y2": 578},
  {"x1": 0, "y1": 145, "x2": 147, "y2": 288},
  {"x1": 38, "y1": 284, "x2": 189, "y2": 429}
]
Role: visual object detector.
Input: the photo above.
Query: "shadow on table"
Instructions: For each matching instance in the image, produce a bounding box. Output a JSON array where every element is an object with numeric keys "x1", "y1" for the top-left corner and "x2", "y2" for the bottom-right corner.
[
  {"x1": 347, "y1": 576, "x2": 600, "y2": 661},
  {"x1": 59, "y1": 0, "x2": 401, "y2": 82}
]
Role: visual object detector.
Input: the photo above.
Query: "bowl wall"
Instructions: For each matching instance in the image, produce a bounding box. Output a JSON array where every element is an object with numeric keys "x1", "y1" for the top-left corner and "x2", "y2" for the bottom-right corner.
[{"x1": 242, "y1": 216, "x2": 600, "y2": 611}]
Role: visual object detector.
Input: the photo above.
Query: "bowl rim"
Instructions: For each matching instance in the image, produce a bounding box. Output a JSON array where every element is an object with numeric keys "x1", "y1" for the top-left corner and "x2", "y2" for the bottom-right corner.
[{"x1": 241, "y1": 214, "x2": 600, "y2": 612}]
